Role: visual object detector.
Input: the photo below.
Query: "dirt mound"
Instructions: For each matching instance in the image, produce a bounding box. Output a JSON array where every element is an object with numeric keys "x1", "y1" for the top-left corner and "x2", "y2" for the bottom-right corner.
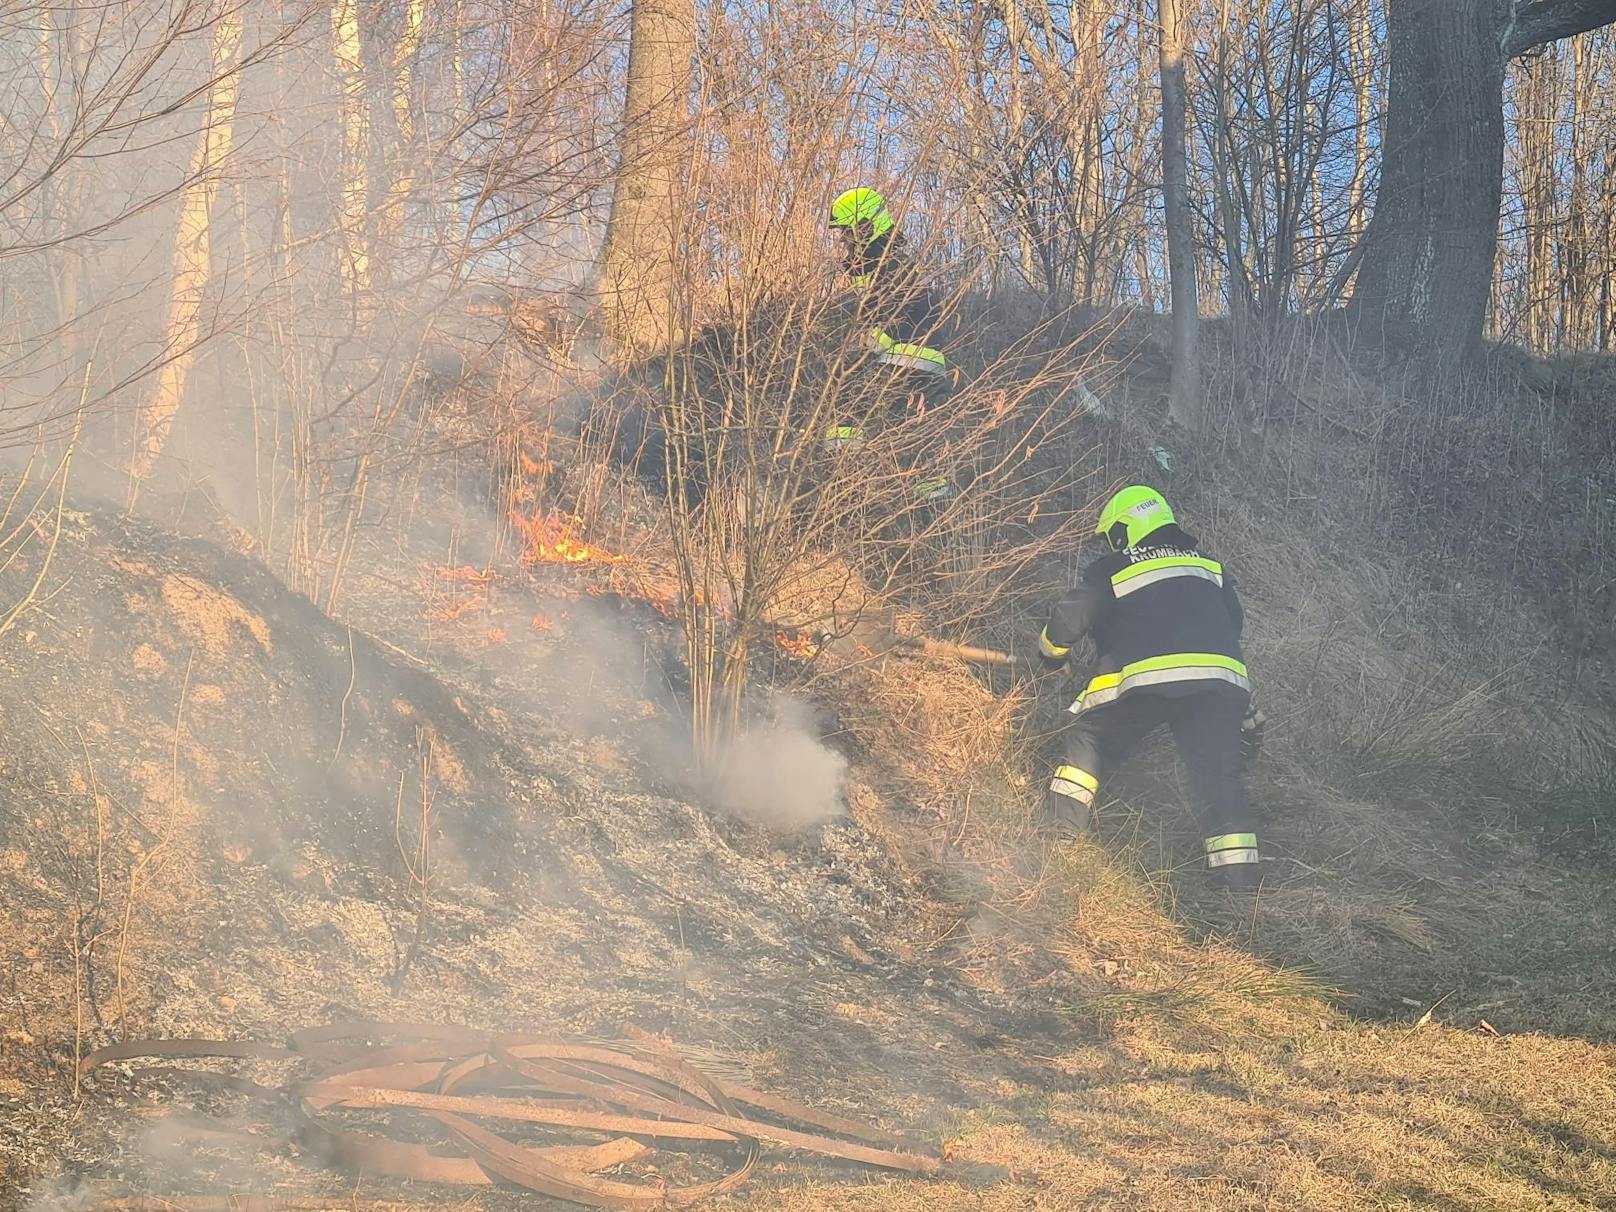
[{"x1": 0, "y1": 503, "x2": 532, "y2": 881}]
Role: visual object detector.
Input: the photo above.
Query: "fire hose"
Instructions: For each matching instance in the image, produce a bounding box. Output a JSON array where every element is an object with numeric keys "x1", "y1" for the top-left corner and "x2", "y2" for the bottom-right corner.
[
  {"x1": 77, "y1": 1021, "x2": 940, "y2": 1209},
  {"x1": 891, "y1": 635, "x2": 1021, "y2": 667}
]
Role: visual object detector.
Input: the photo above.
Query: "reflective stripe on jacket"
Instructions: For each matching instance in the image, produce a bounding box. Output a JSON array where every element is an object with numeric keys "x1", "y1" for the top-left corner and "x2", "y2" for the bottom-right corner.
[{"x1": 1042, "y1": 523, "x2": 1248, "y2": 714}]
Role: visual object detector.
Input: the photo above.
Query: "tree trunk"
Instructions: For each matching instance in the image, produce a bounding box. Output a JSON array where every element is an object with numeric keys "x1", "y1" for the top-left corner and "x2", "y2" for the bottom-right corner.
[
  {"x1": 36, "y1": 2, "x2": 92, "y2": 372},
  {"x1": 1515, "y1": 47, "x2": 1561, "y2": 351},
  {"x1": 1072, "y1": 0, "x2": 1108, "y2": 305},
  {"x1": 1349, "y1": 0, "x2": 1373, "y2": 242},
  {"x1": 1160, "y1": 0, "x2": 1201, "y2": 427},
  {"x1": 1603, "y1": 178, "x2": 1616, "y2": 349},
  {"x1": 1003, "y1": 51, "x2": 1041, "y2": 290},
  {"x1": 1562, "y1": 35, "x2": 1600, "y2": 348},
  {"x1": 598, "y1": 0, "x2": 695, "y2": 357},
  {"x1": 1127, "y1": 31, "x2": 1157, "y2": 310},
  {"x1": 1353, "y1": 0, "x2": 1616, "y2": 369},
  {"x1": 332, "y1": 0, "x2": 370, "y2": 303},
  {"x1": 1603, "y1": 99, "x2": 1616, "y2": 349},
  {"x1": 131, "y1": 6, "x2": 244, "y2": 487},
  {"x1": 1351, "y1": 0, "x2": 1504, "y2": 372},
  {"x1": 379, "y1": 0, "x2": 426, "y2": 288},
  {"x1": 1212, "y1": 0, "x2": 1255, "y2": 322}
]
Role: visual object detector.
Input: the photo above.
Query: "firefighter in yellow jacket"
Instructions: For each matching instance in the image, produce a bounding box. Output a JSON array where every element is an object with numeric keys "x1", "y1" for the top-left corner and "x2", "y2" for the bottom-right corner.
[{"x1": 1038, "y1": 486, "x2": 1265, "y2": 892}]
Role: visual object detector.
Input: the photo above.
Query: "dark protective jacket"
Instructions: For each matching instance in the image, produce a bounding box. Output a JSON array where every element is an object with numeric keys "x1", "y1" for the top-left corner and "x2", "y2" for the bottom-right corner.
[
  {"x1": 843, "y1": 229, "x2": 944, "y2": 349},
  {"x1": 1041, "y1": 523, "x2": 1249, "y2": 713}
]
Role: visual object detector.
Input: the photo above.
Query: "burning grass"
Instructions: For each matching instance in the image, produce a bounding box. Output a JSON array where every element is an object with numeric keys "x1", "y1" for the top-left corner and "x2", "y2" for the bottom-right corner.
[
  {"x1": 425, "y1": 564, "x2": 495, "y2": 621},
  {"x1": 511, "y1": 510, "x2": 629, "y2": 566},
  {"x1": 772, "y1": 630, "x2": 820, "y2": 661}
]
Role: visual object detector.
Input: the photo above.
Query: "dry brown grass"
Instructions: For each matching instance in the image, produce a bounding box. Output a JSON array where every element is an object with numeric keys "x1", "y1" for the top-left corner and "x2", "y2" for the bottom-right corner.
[
  {"x1": 6, "y1": 327, "x2": 1616, "y2": 1209},
  {"x1": 681, "y1": 332, "x2": 1616, "y2": 1207},
  {"x1": 704, "y1": 1021, "x2": 1616, "y2": 1210}
]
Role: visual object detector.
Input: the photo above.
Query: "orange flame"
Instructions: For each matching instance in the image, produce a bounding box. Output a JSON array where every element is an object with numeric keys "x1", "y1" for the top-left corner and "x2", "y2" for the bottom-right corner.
[
  {"x1": 774, "y1": 631, "x2": 819, "y2": 660},
  {"x1": 511, "y1": 511, "x2": 628, "y2": 566},
  {"x1": 530, "y1": 615, "x2": 554, "y2": 632},
  {"x1": 427, "y1": 565, "x2": 494, "y2": 621},
  {"x1": 519, "y1": 449, "x2": 554, "y2": 477}
]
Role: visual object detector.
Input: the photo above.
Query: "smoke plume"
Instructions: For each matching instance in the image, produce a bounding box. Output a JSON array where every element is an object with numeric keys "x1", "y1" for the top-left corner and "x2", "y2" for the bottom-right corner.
[{"x1": 700, "y1": 698, "x2": 848, "y2": 832}]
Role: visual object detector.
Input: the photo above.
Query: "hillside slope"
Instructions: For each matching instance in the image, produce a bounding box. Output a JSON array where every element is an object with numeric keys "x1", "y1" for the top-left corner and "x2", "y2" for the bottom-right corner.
[{"x1": 3, "y1": 332, "x2": 1616, "y2": 1210}]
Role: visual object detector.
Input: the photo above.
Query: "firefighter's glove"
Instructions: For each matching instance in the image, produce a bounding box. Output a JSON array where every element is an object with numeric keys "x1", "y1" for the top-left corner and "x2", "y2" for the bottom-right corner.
[
  {"x1": 1239, "y1": 697, "x2": 1267, "y2": 767},
  {"x1": 1036, "y1": 626, "x2": 1070, "y2": 670}
]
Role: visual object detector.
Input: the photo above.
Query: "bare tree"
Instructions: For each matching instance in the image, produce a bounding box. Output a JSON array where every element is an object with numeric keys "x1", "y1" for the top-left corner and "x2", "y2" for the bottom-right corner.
[
  {"x1": 1492, "y1": 27, "x2": 1615, "y2": 351},
  {"x1": 331, "y1": 0, "x2": 370, "y2": 304},
  {"x1": 1351, "y1": 0, "x2": 1616, "y2": 371},
  {"x1": 1348, "y1": 0, "x2": 1375, "y2": 243},
  {"x1": 598, "y1": 0, "x2": 695, "y2": 355},
  {"x1": 377, "y1": 0, "x2": 427, "y2": 286},
  {"x1": 1160, "y1": 0, "x2": 1201, "y2": 426},
  {"x1": 130, "y1": 5, "x2": 245, "y2": 489}
]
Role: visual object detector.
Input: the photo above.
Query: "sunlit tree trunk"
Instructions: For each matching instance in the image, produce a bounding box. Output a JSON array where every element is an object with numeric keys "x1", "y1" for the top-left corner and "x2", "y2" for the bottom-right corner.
[
  {"x1": 453, "y1": 0, "x2": 466, "y2": 116},
  {"x1": 445, "y1": 0, "x2": 467, "y2": 241},
  {"x1": 332, "y1": 0, "x2": 370, "y2": 304},
  {"x1": 1561, "y1": 35, "x2": 1599, "y2": 347},
  {"x1": 1601, "y1": 49, "x2": 1616, "y2": 349},
  {"x1": 962, "y1": 58, "x2": 1001, "y2": 289},
  {"x1": 1072, "y1": 0, "x2": 1108, "y2": 304},
  {"x1": 379, "y1": 0, "x2": 426, "y2": 287},
  {"x1": 1131, "y1": 33, "x2": 1158, "y2": 310},
  {"x1": 35, "y1": 2, "x2": 92, "y2": 371},
  {"x1": 1349, "y1": 0, "x2": 1373, "y2": 243},
  {"x1": 36, "y1": 8, "x2": 66, "y2": 324},
  {"x1": 1263, "y1": 3, "x2": 1298, "y2": 315},
  {"x1": 131, "y1": 6, "x2": 244, "y2": 487},
  {"x1": 1302, "y1": 92, "x2": 1325, "y2": 305},
  {"x1": 1004, "y1": 50, "x2": 1039, "y2": 288},
  {"x1": 599, "y1": 0, "x2": 695, "y2": 356},
  {"x1": 1602, "y1": 169, "x2": 1616, "y2": 349},
  {"x1": 1212, "y1": 0, "x2": 1253, "y2": 321},
  {"x1": 1160, "y1": 0, "x2": 1201, "y2": 427},
  {"x1": 1514, "y1": 47, "x2": 1561, "y2": 351}
]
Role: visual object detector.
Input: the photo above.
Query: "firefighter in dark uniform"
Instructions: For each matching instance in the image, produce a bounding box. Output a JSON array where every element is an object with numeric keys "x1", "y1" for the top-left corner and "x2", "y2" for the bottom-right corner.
[
  {"x1": 824, "y1": 187, "x2": 952, "y2": 504},
  {"x1": 1037, "y1": 485, "x2": 1265, "y2": 892}
]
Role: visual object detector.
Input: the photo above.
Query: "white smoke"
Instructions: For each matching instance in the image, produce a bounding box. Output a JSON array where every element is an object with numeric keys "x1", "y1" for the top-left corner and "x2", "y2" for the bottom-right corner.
[
  {"x1": 482, "y1": 585, "x2": 848, "y2": 833},
  {"x1": 702, "y1": 698, "x2": 848, "y2": 832}
]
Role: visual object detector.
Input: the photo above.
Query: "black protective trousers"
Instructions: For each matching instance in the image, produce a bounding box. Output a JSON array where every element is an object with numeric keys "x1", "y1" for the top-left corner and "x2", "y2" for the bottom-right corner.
[
  {"x1": 824, "y1": 363, "x2": 955, "y2": 501},
  {"x1": 1049, "y1": 684, "x2": 1255, "y2": 850}
]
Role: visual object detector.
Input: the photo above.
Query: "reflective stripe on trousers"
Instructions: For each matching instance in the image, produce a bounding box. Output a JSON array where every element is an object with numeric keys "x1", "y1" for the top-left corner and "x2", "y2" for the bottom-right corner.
[
  {"x1": 822, "y1": 424, "x2": 866, "y2": 451},
  {"x1": 870, "y1": 329, "x2": 946, "y2": 375},
  {"x1": 1204, "y1": 831, "x2": 1259, "y2": 868},
  {"x1": 1070, "y1": 652, "x2": 1250, "y2": 714},
  {"x1": 1049, "y1": 763, "x2": 1098, "y2": 805}
]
